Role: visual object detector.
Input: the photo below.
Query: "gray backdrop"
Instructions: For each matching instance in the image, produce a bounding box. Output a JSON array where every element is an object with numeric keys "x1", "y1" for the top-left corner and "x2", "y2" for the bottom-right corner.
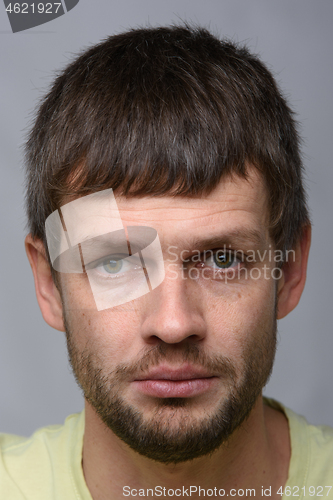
[{"x1": 0, "y1": 0, "x2": 332, "y2": 437}]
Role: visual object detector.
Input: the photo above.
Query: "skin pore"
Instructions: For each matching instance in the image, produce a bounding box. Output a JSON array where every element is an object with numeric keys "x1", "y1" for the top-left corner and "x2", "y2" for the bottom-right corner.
[{"x1": 25, "y1": 168, "x2": 311, "y2": 499}]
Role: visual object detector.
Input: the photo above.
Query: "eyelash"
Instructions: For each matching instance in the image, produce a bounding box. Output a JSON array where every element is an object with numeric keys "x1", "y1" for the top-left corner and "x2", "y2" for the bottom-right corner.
[
  {"x1": 86, "y1": 249, "x2": 247, "y2": 283},
  {"x1": 86, "y1": 254, "x2": 141, "y2": 278},
  {"x1": 189, "y1": 249, "x2": 246, "y2": 280},
  {"x1": 203, "y1": 250, "x2": 242, "y2": 268}
]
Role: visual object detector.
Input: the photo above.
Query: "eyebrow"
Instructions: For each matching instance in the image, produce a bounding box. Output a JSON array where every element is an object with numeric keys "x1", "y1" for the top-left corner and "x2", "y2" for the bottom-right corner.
[
  {"x1": 79, "y1": 233, "x2": 129, "y2": 265},
  {"x1": 77, "y1": 228, "x2": 157, "y2": 263},
  {"x1": 180, "y1": 228, "x2": 267, "y2": 253}
]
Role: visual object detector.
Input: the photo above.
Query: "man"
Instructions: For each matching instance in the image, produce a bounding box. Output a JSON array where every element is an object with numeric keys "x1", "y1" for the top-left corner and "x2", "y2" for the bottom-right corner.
[{"x1": 1, "y1": 25, "x2": 332, "y2": 499}]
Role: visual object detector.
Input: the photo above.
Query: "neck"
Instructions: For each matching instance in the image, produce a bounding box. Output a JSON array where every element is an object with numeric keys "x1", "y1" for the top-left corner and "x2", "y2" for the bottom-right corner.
[{"x1": 82, "y1": 396, "x2": 290, "y2": 500}]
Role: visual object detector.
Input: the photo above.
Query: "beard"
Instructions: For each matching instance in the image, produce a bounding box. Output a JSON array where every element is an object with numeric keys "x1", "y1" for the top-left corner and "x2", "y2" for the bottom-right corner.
[{"x1": 63, "y1": 307, "x2": 277, "y2": 465}]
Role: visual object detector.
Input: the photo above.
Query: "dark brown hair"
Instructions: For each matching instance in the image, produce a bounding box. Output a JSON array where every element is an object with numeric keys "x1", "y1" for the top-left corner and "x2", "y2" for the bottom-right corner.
[{"x1": 25, "y1": 25, "x2": 309, "y2": 253}]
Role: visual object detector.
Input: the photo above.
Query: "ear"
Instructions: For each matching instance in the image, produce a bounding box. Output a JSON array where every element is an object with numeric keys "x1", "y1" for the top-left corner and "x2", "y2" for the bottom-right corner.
[
  {"x1": 277, "y1": 225, "x2": 311, "y2": 319},
  {"x1": 25, "y1": 234, "x2": 65, "y2": 332}
]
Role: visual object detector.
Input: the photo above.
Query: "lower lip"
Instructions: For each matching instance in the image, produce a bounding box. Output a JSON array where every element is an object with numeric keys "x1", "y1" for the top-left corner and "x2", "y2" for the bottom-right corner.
[{"x1": 132, "y1": 378, "x2": 218, "y2": 398}]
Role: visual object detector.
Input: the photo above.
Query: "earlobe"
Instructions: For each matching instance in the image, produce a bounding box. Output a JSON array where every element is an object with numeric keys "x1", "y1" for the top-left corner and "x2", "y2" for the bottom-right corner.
[
  {"x1": 277, "y1": 225, "x2": 311, "y2": 319},
  {"x1": 25, "y1": 234, "x2": 65, "y2": 332}
]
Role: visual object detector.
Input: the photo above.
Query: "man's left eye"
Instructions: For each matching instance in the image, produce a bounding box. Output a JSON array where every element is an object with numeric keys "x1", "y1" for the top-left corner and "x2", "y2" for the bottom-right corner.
[{"x1": 206, "y1": 251, "x2": 241, "y2": 270}]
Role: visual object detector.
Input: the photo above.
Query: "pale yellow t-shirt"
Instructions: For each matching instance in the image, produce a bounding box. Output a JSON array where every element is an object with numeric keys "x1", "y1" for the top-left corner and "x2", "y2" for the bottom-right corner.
[{"x1": 0, "y1": 400, "x2": 332, "y2": 499}]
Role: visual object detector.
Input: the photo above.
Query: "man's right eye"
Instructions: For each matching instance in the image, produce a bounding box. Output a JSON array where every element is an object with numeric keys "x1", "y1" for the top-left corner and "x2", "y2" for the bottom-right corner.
[
  {"x1": 87, "y1": 254, "x2": 143, "y2": 278},
  {"x1": 101, "y1": 258, "x2": 124, "y2": 274}
]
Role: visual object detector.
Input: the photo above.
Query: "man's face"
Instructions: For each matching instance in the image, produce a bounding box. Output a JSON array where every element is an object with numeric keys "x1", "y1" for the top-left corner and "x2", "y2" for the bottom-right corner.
[{"x1": 59, "y1": 169, "x2": 278, "y2": 464}]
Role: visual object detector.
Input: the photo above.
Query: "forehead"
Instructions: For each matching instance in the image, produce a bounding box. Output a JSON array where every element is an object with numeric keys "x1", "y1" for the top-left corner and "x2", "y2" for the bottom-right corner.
[
  {"x1": 114, "y1": 169, "x2": 269, "y2": 241},
  {"x1": 55, "y1": 168, "x2": 271, "y2": 255}
]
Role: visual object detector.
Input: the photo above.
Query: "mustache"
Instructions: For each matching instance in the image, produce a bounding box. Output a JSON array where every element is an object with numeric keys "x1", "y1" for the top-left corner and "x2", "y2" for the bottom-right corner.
[{"x1": 112, "y1": 343, "x2": 237, "y2": 382}]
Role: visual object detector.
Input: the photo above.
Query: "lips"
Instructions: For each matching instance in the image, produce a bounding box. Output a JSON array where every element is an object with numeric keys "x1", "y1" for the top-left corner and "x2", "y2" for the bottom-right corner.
[{"x1": 132, "y1": 365, "x2": 218, "y2": 398}]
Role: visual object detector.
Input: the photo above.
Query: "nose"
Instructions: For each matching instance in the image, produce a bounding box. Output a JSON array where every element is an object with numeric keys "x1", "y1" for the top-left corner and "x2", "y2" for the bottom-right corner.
[{"x1": 140, "y1": 265, "x2": 207, "y2": 345}]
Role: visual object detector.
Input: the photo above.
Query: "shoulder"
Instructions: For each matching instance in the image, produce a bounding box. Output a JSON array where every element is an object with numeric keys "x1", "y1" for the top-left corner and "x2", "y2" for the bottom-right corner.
[
  {"x1": 265, "y1": 398, "x2": 333, "y2": 494},
  {"x1": 0, "y1": 412, "x2": 88, "y2": 499},
  {"x1": 286, "y1": 406, "x2": 333, "y2": 483},
  {"x1": 0, "y1": 412, "x2": 83, "y2": 464}
]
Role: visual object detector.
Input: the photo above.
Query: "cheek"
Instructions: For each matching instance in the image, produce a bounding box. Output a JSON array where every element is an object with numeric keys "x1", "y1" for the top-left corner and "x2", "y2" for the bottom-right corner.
[
  {"x1": 203, "y1": 279, "x2": 276, "y2": 357},
  {"x1": 59, "y1": 273, "x2": 96, "y2": 312},
  {"x1": 64, "y1": 296, "x2": 142, "y2": 363}
]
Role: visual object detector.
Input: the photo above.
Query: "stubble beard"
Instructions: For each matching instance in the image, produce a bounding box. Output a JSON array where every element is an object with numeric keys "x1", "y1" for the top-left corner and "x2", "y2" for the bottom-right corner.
[{"x1": 63, "y1": 308, "x2": 277, "y2": 465}]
